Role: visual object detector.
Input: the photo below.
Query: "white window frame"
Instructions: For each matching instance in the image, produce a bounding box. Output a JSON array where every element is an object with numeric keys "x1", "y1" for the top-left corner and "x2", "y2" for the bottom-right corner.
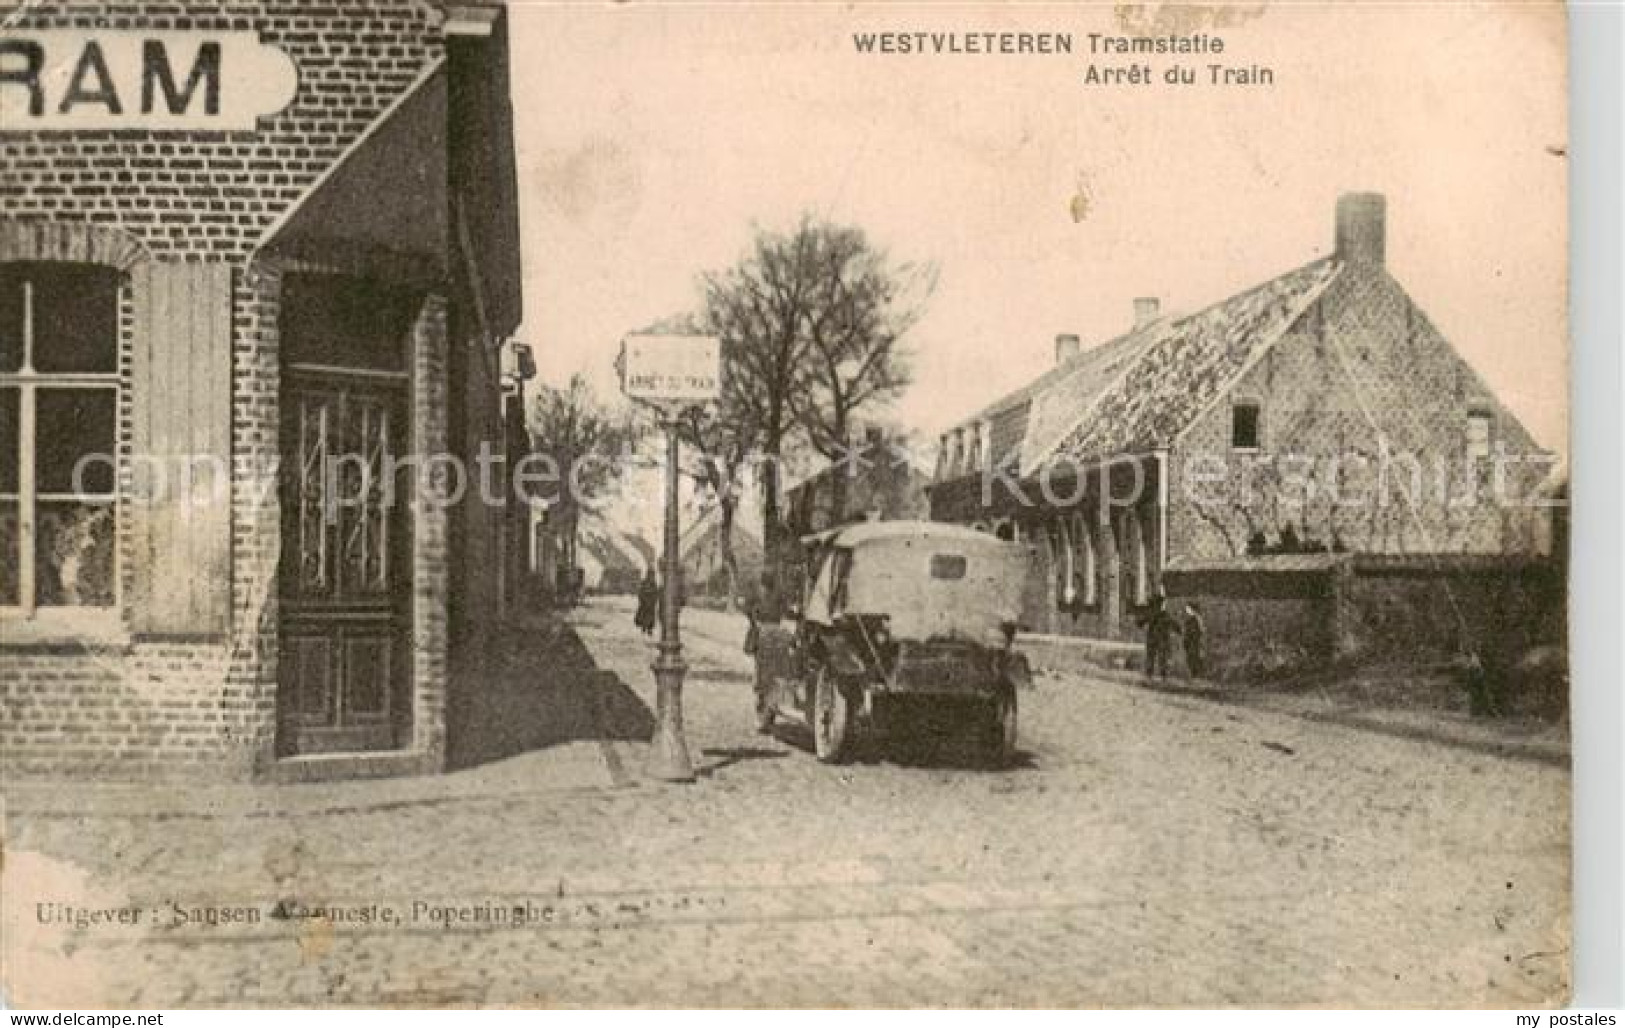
[
  {"x1": 1466, "y1": 409, "x2": 1493, "y2": 462},
  {"x1": 1074, "y1": 512, "x2": 1097, "y2": 606},
  {"x1": 1124, "y1": 508, "x2": 1150, "y2": 606},
  {"x1": 0, "y1": 269, "x2": 121, "y2": 621},
  {"x1": 1055, "y1": 516, "x2": 1074, "y2": 607}
]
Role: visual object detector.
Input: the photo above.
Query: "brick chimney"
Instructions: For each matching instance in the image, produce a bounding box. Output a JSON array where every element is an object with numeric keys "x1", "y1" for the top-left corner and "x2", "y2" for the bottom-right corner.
[
  {"x1": 1133, "y1": 297, "x2": 1160, "y2": 328},
  {"x1": 1055, "y1": 333, "x2": 1081, "y2": 364},
  {"x1": 1335, "y1": 192, "x2": 1386, "y2": 266}
]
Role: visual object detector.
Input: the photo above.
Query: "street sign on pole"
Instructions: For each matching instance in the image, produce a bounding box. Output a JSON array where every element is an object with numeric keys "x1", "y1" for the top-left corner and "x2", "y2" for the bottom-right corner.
[
  {"x1": 616, "y1": 333, "x2": 721, "y2": 784},
  {"x1": 618, "y1": 334, "x2": 721, "y2": 406}
]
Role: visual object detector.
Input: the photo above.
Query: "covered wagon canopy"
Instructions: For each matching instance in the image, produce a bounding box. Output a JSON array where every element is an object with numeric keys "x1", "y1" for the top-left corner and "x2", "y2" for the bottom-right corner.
[{"x1": 802, "y1": 521, "x2": 1031, "y2": 643}]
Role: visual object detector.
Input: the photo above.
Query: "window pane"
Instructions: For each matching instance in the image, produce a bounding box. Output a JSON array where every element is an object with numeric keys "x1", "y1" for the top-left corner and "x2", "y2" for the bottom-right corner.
[
  {"x1": 29, "y1": 263, "x2": 119, "y2": 374},
  {"x1": 0, "y1": 388, "x2": 17, "y2": 494},
  {"x1": 37, "y1": 389, "x2": 117, "y2": 495},
  {"x1": 1232, "y1": 404, "x2": 1260, "y2": 449},
  {"x1": 931, "y1": 553, "x2": 967, "y2": 580},
  {"x1": 0, "y1": 500, "x2": 17, "y2": 605},
  {"x1": 36, "y1": 500, "x2": 116, "y2": 606},
  {"x1": 0, "y1": 267, "x2": 22, "y2": 373}
]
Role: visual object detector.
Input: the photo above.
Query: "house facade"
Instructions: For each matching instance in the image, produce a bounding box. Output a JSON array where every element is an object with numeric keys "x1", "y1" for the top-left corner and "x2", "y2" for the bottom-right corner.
[
  {"x1": 930, "y1": 193, "x2": 1559, "y2": 642},
  {"x1": 680, "y1": 505, "x2": 764, "y2": 602},
  {"x1": 784, "y1": 427, "x2": 933, "y2": 538},
  {"x1": 1, "y1": 1, "x2": 528, "y2": 780}
]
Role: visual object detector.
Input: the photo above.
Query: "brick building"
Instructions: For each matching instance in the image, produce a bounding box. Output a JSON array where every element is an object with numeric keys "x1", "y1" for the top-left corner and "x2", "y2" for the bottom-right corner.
[
  {"x1": 680, "y1": 504, "x2": 764, "y2": 603},
  {"x1": 930, "y1": 193, "x2": 1559, "y2": 645},
  {"x1": 784, "y1": 427, "x2": 933, "y2": 540},
  {"x1": 1, "y1": 2, "x2": 528, "y2": 779}
]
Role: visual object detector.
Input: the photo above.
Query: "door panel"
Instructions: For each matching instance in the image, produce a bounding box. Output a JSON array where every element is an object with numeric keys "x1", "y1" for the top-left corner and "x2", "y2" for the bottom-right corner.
[{"x1": 278, "y1": 372, "x2": 410, "y2": 756}]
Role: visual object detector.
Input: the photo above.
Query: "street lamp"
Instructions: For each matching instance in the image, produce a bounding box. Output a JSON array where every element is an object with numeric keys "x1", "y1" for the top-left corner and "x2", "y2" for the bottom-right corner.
[
  {"x1": 617, "y1": 333, "x2": 722, "y2": 784},
  {"x1": 648, "y1": 407, "x2": 694, "y2": 782}
]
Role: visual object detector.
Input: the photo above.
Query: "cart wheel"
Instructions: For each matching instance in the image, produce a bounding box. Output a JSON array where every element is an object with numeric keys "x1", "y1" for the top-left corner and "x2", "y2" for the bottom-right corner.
[
  {"x1": 812, "y1": 667, "x2": 853, "y2": 764},
  {"x1": 986, "y1": 686, "x2": 1017, "y2": 767}
]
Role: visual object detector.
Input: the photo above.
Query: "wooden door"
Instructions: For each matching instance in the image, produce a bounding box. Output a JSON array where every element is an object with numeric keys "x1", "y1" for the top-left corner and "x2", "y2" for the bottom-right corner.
[{"x1": 278, "y1": 372, "x2": 410, "y2": 755}]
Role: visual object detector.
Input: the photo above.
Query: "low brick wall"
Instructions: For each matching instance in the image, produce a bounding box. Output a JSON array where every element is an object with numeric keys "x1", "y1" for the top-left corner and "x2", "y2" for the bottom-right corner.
[
  {"x1": 1162, "y1": 554, "x2": 1567, "y2": 711},
  {"x1": 1162, "y1": 556, "x2": 1339, "y2": 682},
  {"x1": 1338, "y1": 555, "x2": 1564, "y2": 667},
  {"x1": 1, "y1": 641, "x2": 269, "y2": 780}
]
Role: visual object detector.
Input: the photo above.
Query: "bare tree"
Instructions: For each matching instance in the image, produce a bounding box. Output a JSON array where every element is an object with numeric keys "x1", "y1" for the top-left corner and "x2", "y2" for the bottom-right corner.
[
  {"x1": 677, "y1": 405, "x2": 756, "y2": 609},
  {"x1": 529, "y1": 373, "x2": 639, "y2": 587},
  {"x1": 702, "y1": 216, "x2": 932, "y2": 569},
  {"x1": 792, "y1": 225, "x2": 932, "y2": 519}
]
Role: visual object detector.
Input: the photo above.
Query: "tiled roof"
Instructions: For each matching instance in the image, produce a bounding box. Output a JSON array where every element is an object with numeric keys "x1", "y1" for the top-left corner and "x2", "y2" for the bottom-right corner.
[
  {"x1": 1016, "y1": 327, "x2": 1163, "y2": 473},
  {"x1": 944, "y1": 321, "x2": 1160, "y2": 474},
  {"x1": 1027, "y1": 258, "x2": 1343, "y2": 474},
  {"x1": 679, "y1": 504, "x2": 763, "y2": 561}
]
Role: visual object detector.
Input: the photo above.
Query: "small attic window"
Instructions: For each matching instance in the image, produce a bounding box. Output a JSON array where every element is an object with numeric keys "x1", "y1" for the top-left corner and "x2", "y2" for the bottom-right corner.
[
  {"x1": 1466, "y1": 410, "x2": 1493, "y2": 461},
  {"x1": 1231, "y1": 402, "x2": 1262, "y2": 450}
]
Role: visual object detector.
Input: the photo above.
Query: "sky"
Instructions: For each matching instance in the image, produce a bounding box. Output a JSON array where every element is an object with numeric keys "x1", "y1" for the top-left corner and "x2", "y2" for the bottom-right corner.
[{"x1": 506, "y1": 1, "x2": 1569, "y2": 459}]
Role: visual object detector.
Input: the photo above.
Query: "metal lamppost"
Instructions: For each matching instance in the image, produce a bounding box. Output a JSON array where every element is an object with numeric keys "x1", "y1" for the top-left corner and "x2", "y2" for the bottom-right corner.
[
  {"x1": 617, "y1": 333, "x2": 721, "y2": 784},
  {"x1": 647, "y1": 408, "x2": 694, "y2": 782}
]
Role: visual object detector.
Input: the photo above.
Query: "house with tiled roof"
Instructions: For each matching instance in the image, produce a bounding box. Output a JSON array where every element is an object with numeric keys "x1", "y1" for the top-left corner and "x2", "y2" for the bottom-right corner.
[
  {"x1": 679, "y1": 504, "x2": 765, "y2": 602},
  {"x1": 929, "y1": 193, "x2": 1559, "y2": 643}
]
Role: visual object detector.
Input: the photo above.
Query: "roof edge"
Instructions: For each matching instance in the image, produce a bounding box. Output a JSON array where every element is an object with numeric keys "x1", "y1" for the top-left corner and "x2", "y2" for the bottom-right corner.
[{"x1": 1164, "y1": 258, "x2": 1346, "y2": 454}]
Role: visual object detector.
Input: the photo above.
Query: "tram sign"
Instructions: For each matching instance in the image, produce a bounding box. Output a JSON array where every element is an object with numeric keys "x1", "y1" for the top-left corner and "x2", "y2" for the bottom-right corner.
[
  {"x1": 617, "y1": 334, "x2": 721, "y2": 405},
  {"x1": 0, "y1": 31, "x2": 298, "y2": 132}
]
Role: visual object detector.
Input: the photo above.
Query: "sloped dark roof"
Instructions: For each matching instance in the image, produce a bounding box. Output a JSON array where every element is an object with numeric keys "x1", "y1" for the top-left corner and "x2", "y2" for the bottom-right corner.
[
  {"x1": 1015, "y1": 327, "x2": 1164, "y2": 472},
  {"x1": 1039, "y1": 258, "x2": 1342, "y2": 472},
  {"x1": 579, "y1": 526, "x2": 645, "y2": 574},
  {"x1": 940, "y1": 323, "x2": 1161, "y2": 477},
  {"x1": 944, "y1": 258, "x2": 1343, "y2": 480},
  {"x1": 679, "y1": 505, "x2": 764, "y2": 563}
]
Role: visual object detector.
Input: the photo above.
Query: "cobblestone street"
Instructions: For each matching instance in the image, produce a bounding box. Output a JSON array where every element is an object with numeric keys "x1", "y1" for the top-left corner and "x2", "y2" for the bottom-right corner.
[{"x1": 3, "y1": 598, "x2": 1570, "y2": 1008}]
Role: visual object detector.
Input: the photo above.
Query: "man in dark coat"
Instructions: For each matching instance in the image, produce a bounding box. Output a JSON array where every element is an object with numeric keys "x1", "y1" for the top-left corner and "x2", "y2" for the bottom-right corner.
[
  {"x1": 1181, "y1": 601, "x2": 1206, "y2": 679},
  {"x1": 1137, "y1": 593, "x2": 1181, "y2": 680},
  {"x1": 743, "y1": 571, "x2": 784, "y2": 732},
  {"x1": 634, "y1": 568, "x2": 659, "y2": 636}
]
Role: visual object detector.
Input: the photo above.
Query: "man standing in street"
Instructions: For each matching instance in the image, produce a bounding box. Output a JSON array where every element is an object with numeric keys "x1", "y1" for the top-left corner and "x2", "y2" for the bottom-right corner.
[
  {"x1": 1138, "y1": 593, "x2": 1181, "y2": 680},
  {"x1": 634, "y1": 568, "x2": 659, "y2": 636},
  {"x1": 743, "y1": 571, "x2": 784, "y2": 732},
  {"x1": 1181, "y1": 601, "x2": 1207, "y2": 679}
]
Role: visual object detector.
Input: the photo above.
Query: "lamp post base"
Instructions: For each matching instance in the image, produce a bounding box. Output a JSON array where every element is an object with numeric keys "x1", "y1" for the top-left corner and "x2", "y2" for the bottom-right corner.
[{"x1": 647, "y1": 649, "x2": 694, "y2": 783}]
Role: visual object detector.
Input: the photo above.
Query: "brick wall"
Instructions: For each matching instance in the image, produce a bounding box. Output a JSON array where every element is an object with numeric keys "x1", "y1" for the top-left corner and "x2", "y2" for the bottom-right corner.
[
  {"x1": 1338, "y1": 555, "x2": 1565, "y2": 669},
  {"x1": 1, "y1": 0, "x2": 447, "y2": 261},
  {"x1": 0, "y1": 3, "x2": 473, "y2": 780},
  {"x1": 1163, "y1": 553, "x2": 1566, "y2": 698},
  {"x1": 1, "y1": 642, "x2": 262, "y2": 779},
  {"x1": 232, "y1": 262, "x2": 284, "y2": 768},
  {"x1": 1168, "y1": 264, "x2": 1556, "y2": 563},
  {"x1": 410, "y1": 292, "x2": 450, "y2": 765},
  {"x1": 1161, "y1": 558, "x2": 1339, "y2": 682}
]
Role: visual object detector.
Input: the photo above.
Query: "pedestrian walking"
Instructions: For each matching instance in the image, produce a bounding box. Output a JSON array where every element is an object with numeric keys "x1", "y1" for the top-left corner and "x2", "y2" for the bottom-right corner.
[
  {"x1": 634, "y1": 567, "x2": 659, "y2": 636},
  {"x1": 742, "y1": 571, "x2": 783, "y2": 733},
  {"x1": 1181, "y1": 601, "x2": 1206, "y2": 679},
  {"x1": 1137, "y1": 593, "x2": 1181, "y2": 680}
]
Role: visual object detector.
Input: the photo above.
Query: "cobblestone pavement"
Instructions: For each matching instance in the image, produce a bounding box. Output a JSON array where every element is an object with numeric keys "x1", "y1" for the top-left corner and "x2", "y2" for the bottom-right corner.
[{"x1": 3, "y1": 598, "x2": 1570, "y2": 1008}]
